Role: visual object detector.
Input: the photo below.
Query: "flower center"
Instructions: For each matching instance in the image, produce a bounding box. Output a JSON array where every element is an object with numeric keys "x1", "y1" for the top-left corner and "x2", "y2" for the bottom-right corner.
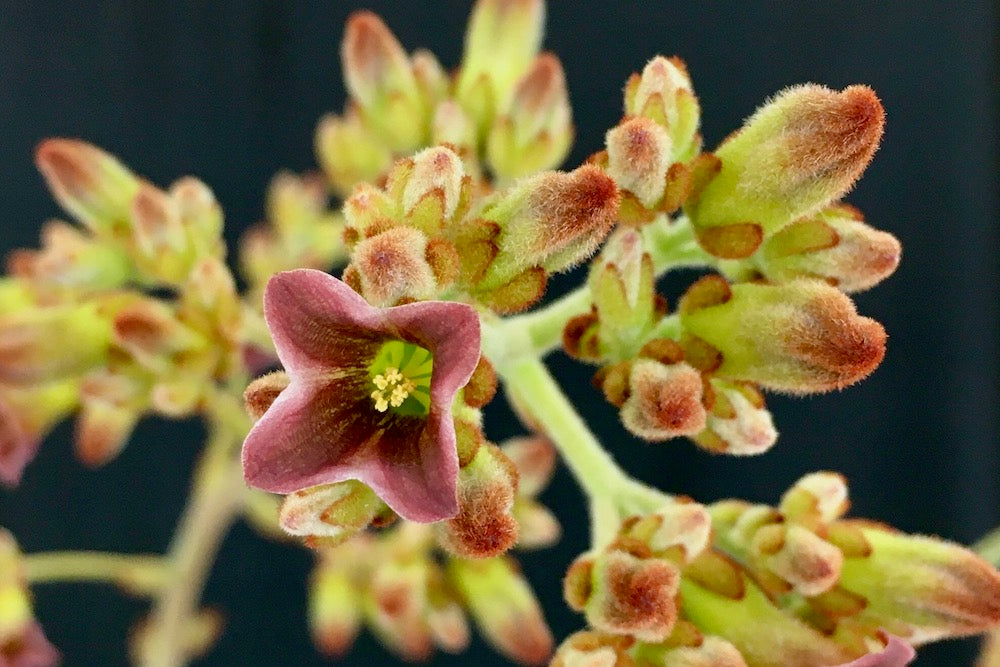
[{"x1": 368, "y1": 340, "x2": 433, "y2": 417}]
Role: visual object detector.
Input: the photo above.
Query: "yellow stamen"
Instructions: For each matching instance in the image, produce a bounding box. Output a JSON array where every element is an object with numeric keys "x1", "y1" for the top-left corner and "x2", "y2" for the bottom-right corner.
[{"x1": 371, "y1": 367, "x2": 417, "y2": 413}]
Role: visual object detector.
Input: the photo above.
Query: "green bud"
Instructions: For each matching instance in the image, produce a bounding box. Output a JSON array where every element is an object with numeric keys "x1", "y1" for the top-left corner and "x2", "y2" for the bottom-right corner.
[
  {"x1": 624, "y1": 56, "x2": 701, "y2": 163},
  {"x1": 589, "y1": 229, "x2": 658, "y2": 361},
  {"x1": 279, "y1": 480, "x2": 386, "y2": 548},
  {"x1": 315, "y1": 111, "x2": 394, "y2": 196},
  {"x1": 0, "y1": 302, "x2": 112, "y2": 384}
]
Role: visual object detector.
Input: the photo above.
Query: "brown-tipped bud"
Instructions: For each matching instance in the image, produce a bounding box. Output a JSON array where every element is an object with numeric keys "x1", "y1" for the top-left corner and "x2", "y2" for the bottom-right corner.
[
  {"x1": 432, "y1": 101, "x2": 479, "y2": 159},
  {"x1": 349, "y1": 227, "x2": 439, "y2": 307},
  {"x1": 680, "y1": 279, "x2": 886, "y2": 394},
  {"x1": 606, "y1": 117, "x2": 674, "y2": 209},
  {"x1": 589, "y1": 229, "x2": 658, "y2": 362},
  {"x1": 131, "y1": 183, "x2": 186, "y2": 258},
  {"x1": 12, "y1": 220, "x2": 132, "y2": 289},
  {"x1": 620, "y1": 359, "x2": 706, "y2": 441},
  {"x1": 279, "y1": 480, "x2": 386, "y2": 547},
  {"x1": 74, "y1": 379, "x2": 143, "y2": 468},
  {"x1": 687, "y1": 85, "x2": 885, "y2": 248},
  {"x1": 398, "y1": 146, "x2": 467, "y2": 234},
  {"x1": 35, "y1": 138, "x2": 141, "y2": 236},
  {"x1": 315, "y1": 112, "x2": 394, "y2": 196},
  {"x1": 513, "y1": 499, "x2": 562, "y2": 550},
  {"x1": 660, "y1": 636, "x2": 748, "y2": 667},
  {"x1": 365, "y1": 557, "x2": 435, "y2": 661},
  {"x1": 487, "y1": 53, "x2": 573, "y2": 179},
  {"x1": 309, "y1": 550, "x2": 364, "y2": 657},
  {"x1": 623, "y1": 501, "x2": 713, "y2": 564},
  {"x1": 112, "y1": 299, "x2": 204, "y2": 371},
  {"x1": 692, "y1": 379, "x2": 777, "y2": 456},
  {"x1": 568, "y1": 548, "x2": 681, "y2": 643},
  {"x1": 0, "y1": 381, "x2": 77, "y2": 486},
  {"x1": 457, "y1": 0, "x2": 545, "y2": 135},
  {"x1": 483, "y1": 165, "x2": 619, "y2": 284},
  {"x1": 624, "y1": 56, "x2": 701, "y2": 162},
  {"x1": 752, "y1": 524, "x2": 843, "y2": 597},
  {"x1": 550, "y1": 630, "x2": 635, "y2": 667},
  {"x1": 437, "y1": 444, "x2": 519, "y2": 559},
  {"x1": 839, "y1": 525, "x2": 1000, "y2": 643},
  {"x1": 758, "y1": 206, "x2": 901, "y2": 292},
  {"x1": 448, "y1": 556, "x2": 553, "y2": 665},
  {"x1": 0, "y1": 303, "x2": 112, "y2": 385},
  {"x1": 341, "y1": 11, "x2": 424, "y2": 151},
  {"x1": 243, "y1": 371, "x2": 290, "y2": 421},
  {"x1": 780, "y1": 471, "x2": 850, "y2": 528}
]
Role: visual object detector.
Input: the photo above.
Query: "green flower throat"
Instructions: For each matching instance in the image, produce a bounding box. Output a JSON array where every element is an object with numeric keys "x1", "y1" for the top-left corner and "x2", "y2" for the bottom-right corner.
[{"x1": 368, "y1": 340, "x2": 433, "y2": 417}]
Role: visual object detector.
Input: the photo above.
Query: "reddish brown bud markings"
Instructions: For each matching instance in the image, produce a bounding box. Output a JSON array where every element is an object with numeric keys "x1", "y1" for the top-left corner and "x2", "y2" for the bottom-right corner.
[
  {"x1": 620, "y1": 359, "x2": 706, "y2": 441},
  {"x1": 243, "y1": 371, "x2": 290, "y2": 421},
  {"x1": 605, "y1": 117, "x2": 672, "y2": 209},
  {"x1": 439, "y1": 444, "x2": 519, "y2": 559},
  {"x1": 341, "y1": 12, "x2": 414, "y2": 108},
  {"x1": 463, "y1": 356, "x2": 498, "y2": 408},
  {"x1": 351, "y1": 227, "x2": 438, "y2": 307},
  {"x1": 593, "y1": 549, "x2": 681, "y2": 643}
]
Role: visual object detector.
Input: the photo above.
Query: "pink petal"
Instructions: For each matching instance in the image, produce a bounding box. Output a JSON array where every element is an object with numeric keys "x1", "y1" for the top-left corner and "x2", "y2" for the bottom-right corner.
[
  {"x1": 836, "y1": 634, "x2": 915, "y2": 667},
  {"x1": 263, "y1": 269, "x2": 385, "y2": 376}
]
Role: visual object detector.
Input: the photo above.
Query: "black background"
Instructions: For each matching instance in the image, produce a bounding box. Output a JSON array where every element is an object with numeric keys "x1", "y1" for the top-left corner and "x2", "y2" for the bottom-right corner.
[{"x1": 0, "y1": 2, "x2": 997, "y2": 665}]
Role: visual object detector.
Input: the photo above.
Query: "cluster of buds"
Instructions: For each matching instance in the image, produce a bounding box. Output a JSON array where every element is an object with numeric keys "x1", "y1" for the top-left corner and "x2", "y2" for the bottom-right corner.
[
  {"x1": 340, "y1": 145, "x2": 618, "y2": 314},
  {"x1": 0, "y1": 140, "x2": 250, "y2": 481},
  {"x1": 556, "y1": 474, "x2": 1000, "y2": 665},
  {"x1": 565, "y1": 59, "x2": 900, "y2": 457},
  {"x1": 0, "y1": 530, "x2": 59, "y2": 666},
  {"x1": 299, "y1": 436, "x2": 560, "y2": 664},
  {"x1": 317, "y1": 0, "x2": 571, "y2": 195}
]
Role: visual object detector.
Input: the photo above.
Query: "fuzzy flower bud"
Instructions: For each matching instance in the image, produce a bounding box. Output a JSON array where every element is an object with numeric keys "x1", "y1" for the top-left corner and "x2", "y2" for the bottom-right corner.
[
  {"x1": 622, "y1": 501, "x2": 713, "y2": 564},
  {"x1": 35, "y1": 138, "x2": 141, "y2": 237},
  {"x1": 691, "y1": 379, "x2": 777, "y2": 456},
  {"x1": 348, "y1": 227, "x2": 440, "y2": 307},
  {"x1": 838, "y1": 525, "x2": 1000, "y2": 643},
  {"x1": 456, "y1": 0, "x2": 545, "y2": 136},
  {"x1": 482, "y1": 165, "x2": 619, "y2": 281},
  {"x1": 551, "y1": 631, "x2": 635, "y2": 667},
  {"x1": 686, "y1": 85, "x2": 884, "y2": 258},
  {"x1": 620, "y1": 359, "x2": 706, "y2": 441},
  {"x1": 341, "y1": 12, "x2": 425, "y2": 152},
  {"x1": 779, "y1": 471, "x2": 850, "y2": 529},
  {"x1": 756, "y1": 205, "x2": 901, "y2": 292},
  {"x1": 279, "y1": 480, "x2": 387, "y2": 548},
  {"x1": 487, "y1": 53, "x2": 573, "y2": 180},
  {"x1": 679, "y1": 276, "x2": 886, "y2": 394},
  {"x1": 398, "y1": 146, "x2": 468, "y2": 234},
  {"x1": 751, "y1": 524, "x2": 843, "y2": 597},
  {"x1": 588, "y1": 229, "x2": 658, "y2": 361},
  {"x1": 437, "y1": 444, "x2": 519, "y2": 559},
  {"x1": 0, "y1": 303, "x2": 112, "y2": 385},
  {"x1": 74, "y1": 370, "x2": 145, "y2": 467},
  {"x1": 605, "y1": 117, "x2": 675, "y2": 211},
  {"x1": 315, "y1": 111, "x2": 394, "y2": 196},
  {"x1": 624, "y1": 56, "x2": 701, "y2": 162},
  {"x1": 449, "y1": 556, "x2": 554, "y2": 665},
  {"x1": 565, "y1": 547, "x2": 681, "y2": 643}
]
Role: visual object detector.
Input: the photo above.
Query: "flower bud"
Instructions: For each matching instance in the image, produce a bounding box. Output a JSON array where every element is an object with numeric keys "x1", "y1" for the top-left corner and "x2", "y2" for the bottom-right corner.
[
  {"x1": 0, "y1": 303, "x2": 112, "y2": 384},
  {"x1": 757, "y1": 205, "x2": 901, "y2": 293},
  {"x1": 482, "y1": 165, "x2": 619, "y2": 283},
  {"x1": 686, "y1": 85, "x2": 884, "y2": 257},
  {"x1": 551, "y1": 631, "x2": 634, "y2": 667},
  {"x1": 35, "y1": 138, "x2": 141, "y2": 237},
  {"x1": 315, "y1": 111, "x2": 394, "y2": 196},
  {"x1": 365, "y1": 557, "x2": 435, "y2": 660},
  {"x1": 680, "y1": 277, "x2": 886, "y2": 394},
  {"x1": 279, "y1": 480, "x2": 387, "y2": 547},
  {"x1": 620, "y1": 359, "x2": 706, "y2": 441},
  {"x1": 341, "y1": 12, "x2": 425, "y2": 152},
  {"x1": 74, "y1": 370, "x2": 146, "y2": 467},
  {"x1": 659, "y1": 636, "x2": 747, "y2": 667},
  {"x1": 691, "y1": 379, "x2": 777, "y2": 456},
  {"x1": 243, "y1": 371, "x2": 290, "y2": 421},
  {"x1": 565, "y1": 547, "x2": 681, "y2": 643},
  {"x1": 449, "y1": 556, "x2": 554, "y2": 665},
  {"x1": 432, "y1": 101, "x2": 479, "y2": 163},
  {"x1": 349, "y1": 227, "x2": 439, "y2": 307},
  {"x1": 0, "y1": 381, "x2": 77, "y2": 486},
  {"x1": 309, "y1": 547, "x2": 364, "y2": 657},
  {"x1": 622, "y1": 501, "x2": 713, "y2": 564},
  {"x1": 437, "y1": 444, "x2": 519, "y2": 559},
  {"x1": 589, "y1": 229, "x2": 658, "y2": 361},
  {"x1": 487, "y1": 53, "x2": 573, "y2": 180},
  {"x1": 397, "y1": 146, "x2": 468, "y2": 233},
  {"x1": 752, "y1": 524, "x2": 843, "y2": 597},
  {"x1": 624, "y1": 56, "x2": 701, "y2": 162},
  {"x1": 456, "y1": 0, "x2": 545, "y2": 135},
  {"x1": 838, "y1": 525, "x2": 1000, "y2": 642},
  {"x1": 779, "y1": 471, "x2": 850, "y2": 529},
  {"x1": 10, "y1": 220, "x2": 132, "y2": 289},
  {"x1": 112, "y1": 298, "x2": 205, "y2": 373},
  {"x1": 605, "y1": 117, "x2": 674, "y2": 210}
]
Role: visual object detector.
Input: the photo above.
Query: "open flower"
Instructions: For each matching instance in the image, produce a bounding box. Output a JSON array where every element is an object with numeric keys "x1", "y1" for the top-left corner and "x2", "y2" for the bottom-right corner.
[{"x1": 242, "y1": 269, "x2": 481, "y2": 522}]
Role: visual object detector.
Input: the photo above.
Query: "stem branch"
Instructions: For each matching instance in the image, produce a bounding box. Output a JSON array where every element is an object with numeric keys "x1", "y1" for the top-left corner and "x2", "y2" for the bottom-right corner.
[{"x1": 24, "y1": 551, "x2": 165, "y2": 595}]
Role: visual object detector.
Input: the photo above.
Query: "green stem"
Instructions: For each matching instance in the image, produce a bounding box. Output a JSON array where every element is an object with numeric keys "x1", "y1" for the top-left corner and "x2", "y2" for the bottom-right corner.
[
  {"x1": 974, "y1": 525, "x2": 1000, "y2": 568},
  {"x1": 24, "y1": 551, "x2": 165, "y2": 595}
]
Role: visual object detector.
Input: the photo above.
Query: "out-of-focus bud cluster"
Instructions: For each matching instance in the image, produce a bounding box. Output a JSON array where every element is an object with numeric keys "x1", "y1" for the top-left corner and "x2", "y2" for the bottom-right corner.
[
  {"x1": 238, "y1": 172, "x2": 347, "y2": 302},
  {"x1": 339, "y1": 144, "x2": 617, "y2": 314},
  {"x1": 300, "y1": 438, "x2": 559, "y2": 665},
  {"x1": 316, "y1": 0, "x2": 571, "y2": 195},
  {"x1": 1, "y1": 139, "x2": 251, "y2": 482},
  {"x1": 0, "y1": 529, "x2": 60, "y2": 666},
  {"x1": 558, "y1": 473, "x2": 1000, "y2": 665}
]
